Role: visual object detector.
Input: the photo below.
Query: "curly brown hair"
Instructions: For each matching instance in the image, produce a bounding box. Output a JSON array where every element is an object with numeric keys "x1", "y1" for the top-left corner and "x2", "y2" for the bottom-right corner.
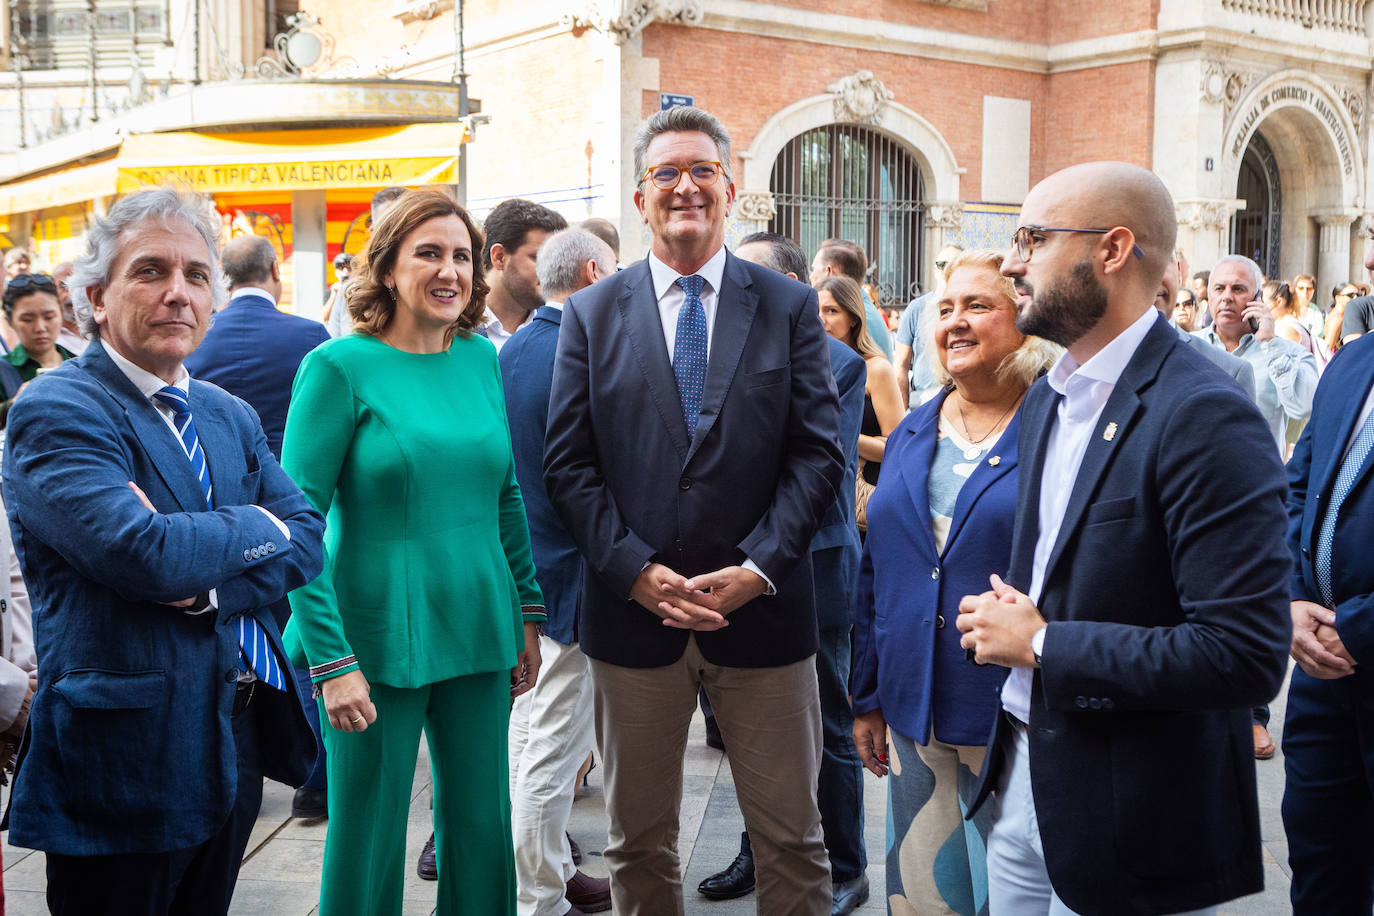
[{"x1": 347, "y1": 189, "x2": 489, "y2": 345}]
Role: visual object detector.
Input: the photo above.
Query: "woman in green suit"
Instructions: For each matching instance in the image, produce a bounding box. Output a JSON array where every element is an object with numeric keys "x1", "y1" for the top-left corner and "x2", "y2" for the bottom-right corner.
[{"x1": 282, "y1": 189, "x2": 544, "y2": 916}]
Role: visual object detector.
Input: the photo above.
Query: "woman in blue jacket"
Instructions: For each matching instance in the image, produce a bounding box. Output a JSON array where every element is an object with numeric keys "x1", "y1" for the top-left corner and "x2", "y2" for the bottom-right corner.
[{"x1": 851, "y1": 249, "x2": 1058, "y2": 916}]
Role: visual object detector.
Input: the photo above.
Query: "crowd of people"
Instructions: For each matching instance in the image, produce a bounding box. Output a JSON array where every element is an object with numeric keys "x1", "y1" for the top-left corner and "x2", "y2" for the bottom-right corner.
[{"x1": 0, "y1": 103, "x2": 1369, "y2": 916}]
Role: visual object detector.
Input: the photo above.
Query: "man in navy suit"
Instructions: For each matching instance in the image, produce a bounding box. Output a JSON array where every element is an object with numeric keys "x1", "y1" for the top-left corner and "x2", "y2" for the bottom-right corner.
[
  {"x1": 956, "y1": 162, "x2": 1290, "y2": 916},
  {"x1": 3, "y1": 187, "x2": 323, "y2": 915},
  {"x1": 1282, "y1": 320, "x2": 1374, "y2": 914},
  {"x1": 502, "y1": 227, "x2": 617, "y2": 916},
  {"x1": 183, "y1": 233, "x2": 332, "y2": 819},
  {"x1": 184, "y1": 234, "x2": 330, "y2": 460},
  {"x1": 544, "y1": 106, "x2": 844, "y2": 916}
]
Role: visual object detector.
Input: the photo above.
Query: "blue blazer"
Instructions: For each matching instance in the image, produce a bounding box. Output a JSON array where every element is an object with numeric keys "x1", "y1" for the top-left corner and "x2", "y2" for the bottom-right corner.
[
  {"x1": 184, "y1": 293, "x2": 331, "y2": 459},
  {"x1": 1288, "y1": 331, "x2": 1374, "y2": 675},
  {"x1": 544, "y1": 253, "x2": 845, "y2": 668},
  {"x1": 2, "y1": 340, "x2": 324, "y2": 856},
  {"x1": 501, "y1": 305, "x2": 583, "y2": 645},
  {"x1": 969, "y1": 314, "x2": 1290, "y2": 915},
  {"x1": 811, "y1": 337, "x2": 865, "y2": 630},
  {"x1": 852, "y1": 388, "x2": 1017, "y2": 746}
]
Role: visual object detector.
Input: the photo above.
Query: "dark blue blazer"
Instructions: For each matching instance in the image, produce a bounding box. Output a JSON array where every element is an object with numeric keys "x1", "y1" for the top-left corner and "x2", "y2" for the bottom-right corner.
[
  {"x1": 544, "y1": 253, "x2": 845, "y2": 668},
  {"x1": 184, "y1": 292, "x2": 331, "y2": 460},
  {"x1": 852, "y1": 388, "x2": 1017, "y2": 746},
  {"x1": 1287, "y1": 331, "x2": 1374, "y2": 679},
  {"x1": 2, "y1": 340, "x2": 323, "y2": 856},
  {"x1": 811, "y1": 337, "x2": 865, "y2": 631},
  {"x1": 969, "y1": 313, "x2": 1291, "y2": 915},
  {"x1": 501, "y1": 305, "x2": 582, "y2": 645}
]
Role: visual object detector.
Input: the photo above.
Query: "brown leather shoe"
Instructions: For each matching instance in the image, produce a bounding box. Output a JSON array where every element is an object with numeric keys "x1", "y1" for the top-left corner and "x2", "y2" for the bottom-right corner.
[
  {"x1": 1253, "y1": 723, "x2": 1276, "y2": 759},
  {"x1": 565, "y1": 870, "x2": 611, "y2": 913}
]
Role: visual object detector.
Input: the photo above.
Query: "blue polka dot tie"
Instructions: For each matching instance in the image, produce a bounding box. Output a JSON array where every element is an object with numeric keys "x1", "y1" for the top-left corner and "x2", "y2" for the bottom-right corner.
[
  {"x1": 1315, "y1": 406, "x2": 1374, "y2": 608},
  {"x1": 674, "y1": 274, "x2": 708, "y2": 436},
  {"x1": 153, "y1": 386, "x2": 286, "y2": 691}
]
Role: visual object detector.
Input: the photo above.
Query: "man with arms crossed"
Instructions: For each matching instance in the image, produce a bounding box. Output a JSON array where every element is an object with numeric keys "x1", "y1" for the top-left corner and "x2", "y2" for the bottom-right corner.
[
  {"x1": 545, "y1": 106, "x2": 844, "y2": 916},
  {"x1": 956, "y1": 162, "x2": 1290, "y2": 916},
  {"x1": 3, "y1": 187, "x2": 323, "y2": 914}
]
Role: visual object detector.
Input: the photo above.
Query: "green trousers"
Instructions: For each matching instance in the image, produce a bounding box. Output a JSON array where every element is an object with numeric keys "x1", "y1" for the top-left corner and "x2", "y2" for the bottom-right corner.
[{"x1": 317, "y1": 671, "x2": 515, "y2": 916}]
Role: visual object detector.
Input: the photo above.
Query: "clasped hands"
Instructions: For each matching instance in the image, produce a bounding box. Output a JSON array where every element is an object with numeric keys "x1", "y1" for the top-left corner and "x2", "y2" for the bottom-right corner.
[
  {"x1": 631, "y1": 562, "x2": 766, "y2": 630},
  {"x1": 1290, "y1": 600, "x2": 1357, "y2": 679},
  {"x1": 956, "y1": 574, "x2": 1046, "y2": 668}
]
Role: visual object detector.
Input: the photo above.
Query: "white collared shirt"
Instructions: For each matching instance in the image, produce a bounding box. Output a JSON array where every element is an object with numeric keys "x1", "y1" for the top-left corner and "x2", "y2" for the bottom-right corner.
[
  {"x1": 647, "y1": 246, "x2": 727, "y2": 360},
  {"x1": 1001, "y1": 307, "x2": 1158, "y2": 724},
  {"x1": 482, "y1": 308, "x2": 536, "y2": 353}
]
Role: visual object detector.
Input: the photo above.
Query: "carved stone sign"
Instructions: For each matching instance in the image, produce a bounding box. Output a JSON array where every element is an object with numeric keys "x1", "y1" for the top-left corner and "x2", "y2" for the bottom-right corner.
[
  {"x1": 826, "y1": 71, "x2": 894, "y2": 125},
  {"x1": 1228, "y1": 82, "x2": 1355, "y2": 177}
]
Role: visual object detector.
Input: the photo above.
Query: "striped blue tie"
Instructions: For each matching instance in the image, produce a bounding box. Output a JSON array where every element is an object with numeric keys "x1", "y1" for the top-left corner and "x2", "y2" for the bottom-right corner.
[
  {"x1": 674, "y1": 274, "x2": 708, "y2": 436},
  {"x1": 153, "y1": 386, "x2": 286, "y2": 691},
  {"x1": 1315, "y1": 406, "x2": 1374, "y2": 608}
]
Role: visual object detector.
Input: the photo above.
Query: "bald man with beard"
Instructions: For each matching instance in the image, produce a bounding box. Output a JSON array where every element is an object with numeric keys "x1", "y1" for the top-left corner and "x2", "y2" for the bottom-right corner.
[{"x1": 956, "y1": 162, "x2": 1290, "y2": 916}]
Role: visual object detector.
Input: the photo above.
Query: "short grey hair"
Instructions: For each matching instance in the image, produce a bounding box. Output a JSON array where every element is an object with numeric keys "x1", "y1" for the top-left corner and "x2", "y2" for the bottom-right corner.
[
  {"x1": 632, "y1": 106, "x2": 732, "y2": 186},
  {"x1": 220, "y1": 234, "x2": 277, "y2": 288},
  {"x1": 70, "y1": 186, "x2": 226, "y2": 338},
  {"x1": 536, "y1": 228, "x2": 616, "y2": 301},
  {"x1": 1211, "y1": 254, "x2": 1263, "y2": 295}
]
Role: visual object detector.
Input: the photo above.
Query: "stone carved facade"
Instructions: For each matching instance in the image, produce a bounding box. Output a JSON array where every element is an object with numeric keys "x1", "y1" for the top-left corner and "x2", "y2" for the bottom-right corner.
[
  {"x1": 1176, "y1": 199, "x2": 1238, "y2": 231},
  {"x1": 926, "y1": 202, "x2": 964, "y2": 232},
  {"x1": 826, "y1": 71, "x2": 894, "y2": 125},
  {"x1": 734, "y1": 191, "x2": 776, "y2": 223},
  {"x1": 564, "y1": 0, "x2": 705, "y2": 44}
]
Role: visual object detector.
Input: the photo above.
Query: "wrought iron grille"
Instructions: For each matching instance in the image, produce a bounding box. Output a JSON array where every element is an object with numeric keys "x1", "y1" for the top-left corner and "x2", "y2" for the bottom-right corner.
[
  {"x1": 1230, "y1": 130, "x2": 1282, "y2": 279},
  {"x1": 768, "y1": 124, "x2": 927, "y2": 304}
]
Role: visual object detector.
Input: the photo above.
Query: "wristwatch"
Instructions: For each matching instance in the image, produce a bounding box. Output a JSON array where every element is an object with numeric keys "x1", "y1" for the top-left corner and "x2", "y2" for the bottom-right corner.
[{"x1": 1031, "y1": 625, "x2": 1047, "y2": 667}]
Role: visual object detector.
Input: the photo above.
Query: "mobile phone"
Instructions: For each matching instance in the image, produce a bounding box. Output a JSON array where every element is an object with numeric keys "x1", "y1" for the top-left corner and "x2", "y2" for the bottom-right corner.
[{"x1": 1247, "y1": 316, "x2": 1259, "y2": 333}]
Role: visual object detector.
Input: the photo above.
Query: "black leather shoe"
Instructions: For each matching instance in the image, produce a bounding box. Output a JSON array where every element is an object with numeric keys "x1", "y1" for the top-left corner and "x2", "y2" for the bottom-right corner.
[
  {"x1": 704, "y1": 715, "x2": 725, "y2": 752},
  {"x1": 417, "y1": 832, "x2": 437, "y2": 881},
  {"x1": 831, "y1": 873, "x2": 869, "y2": 915},
  {"x1": 291, "y1": 786, "x2": 327, "y2": 820},
  {"x1": 697, "y1": 832, "x2": 753, "y2": 900},
  {"x1": 568, "y1": 831, "x2": 583, "y2": 866}
]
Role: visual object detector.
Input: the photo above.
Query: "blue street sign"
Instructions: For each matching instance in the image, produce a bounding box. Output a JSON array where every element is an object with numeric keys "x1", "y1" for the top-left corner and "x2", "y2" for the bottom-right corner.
[{"x1": 660, "y1": 93, "x2": 694, "y2": 110}]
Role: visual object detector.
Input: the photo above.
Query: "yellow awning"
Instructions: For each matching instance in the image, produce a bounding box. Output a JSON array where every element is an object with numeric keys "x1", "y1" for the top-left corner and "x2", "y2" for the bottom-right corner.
[
  {"x1": 115, "y1": 123, "x2": 469, "y2": 194},
  {"x1": 0, "y1": 160, "x2": 119, "y2": 216}
]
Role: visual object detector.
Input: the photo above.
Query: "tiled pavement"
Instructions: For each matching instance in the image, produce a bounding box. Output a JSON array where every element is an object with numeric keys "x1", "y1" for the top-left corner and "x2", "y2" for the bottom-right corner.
[{"x1": 2, "y1": 668, "x2": 1296, "y2": 915}]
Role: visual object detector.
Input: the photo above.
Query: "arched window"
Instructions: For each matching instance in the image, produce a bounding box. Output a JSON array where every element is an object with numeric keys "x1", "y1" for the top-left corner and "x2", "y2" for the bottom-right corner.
[
  {"x1": 1230, "y1": 130, "x2": 1281, "y2": 278},
  {"x1": 768, "y1": 124, "x2": 926, "y2": 302}
]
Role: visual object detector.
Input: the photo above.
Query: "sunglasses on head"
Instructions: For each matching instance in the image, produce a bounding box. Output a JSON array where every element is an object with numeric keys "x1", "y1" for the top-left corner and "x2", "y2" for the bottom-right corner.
[{"x1": 6, "y1": 273, "x2": 56, "y2": 294}]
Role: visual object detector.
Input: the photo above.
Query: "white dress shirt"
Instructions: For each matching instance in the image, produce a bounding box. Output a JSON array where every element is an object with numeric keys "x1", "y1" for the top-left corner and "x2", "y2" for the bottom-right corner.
[
  {"x1": 482, "y1": 308, "x2": 536, "y2": 353},
  {"x1": 1001, "y1": 307, "x2": 1158, "y2": 724},
  {"x1": 642, "y1": 245, "x2": 773, "y2": 593}
]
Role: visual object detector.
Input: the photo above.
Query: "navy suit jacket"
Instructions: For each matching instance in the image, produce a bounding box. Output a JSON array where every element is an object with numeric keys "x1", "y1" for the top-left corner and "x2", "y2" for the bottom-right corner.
[
  {"x1": 1288, "y1": 331, "x2": 1374, "y2": 677},
  {"x1": 970, "y1": 313, "x2": 1290, "y2": 915},
  {"x1": 184, "y1": 292, "x2": 331, "y2": 460},
  {"x1": 501, "y1": 304, "x2": 583, "y2": 645},
  {"x1": 2, "y1": 340, "x2": 323, "y2": 856},
  {"x1": 544, "y1": 253, "x2": 845, "y2": 668},
  {"x1": 811, "y1": 337, "x2": 865, "y2": 631},
  {"x1": 852, "y1": 388, "x2": 1017, "y2": 746}
]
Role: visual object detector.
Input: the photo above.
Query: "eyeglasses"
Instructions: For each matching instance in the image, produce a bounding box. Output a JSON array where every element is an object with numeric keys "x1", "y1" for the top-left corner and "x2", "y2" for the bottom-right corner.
[
  {"x1": 6, "y1": 273, "x2": 56, "y2": 294},
  {"x1": 640, "y1": 161, "x2": 725, "y2": 191},
  {"x1": 1012, "y1": 226, "x2": 1145, "y2": 263}
]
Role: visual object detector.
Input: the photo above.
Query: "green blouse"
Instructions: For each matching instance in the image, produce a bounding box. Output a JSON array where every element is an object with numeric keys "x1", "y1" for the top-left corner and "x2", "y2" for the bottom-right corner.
[{"x1": 281, "y1": 333, "x2": 543, "y2": 688}]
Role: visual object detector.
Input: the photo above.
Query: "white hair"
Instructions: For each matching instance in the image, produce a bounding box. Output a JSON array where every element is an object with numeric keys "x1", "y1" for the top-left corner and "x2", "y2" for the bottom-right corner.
[{"x1": 535, "y1": 229, "x2": 616, "y2": 301}]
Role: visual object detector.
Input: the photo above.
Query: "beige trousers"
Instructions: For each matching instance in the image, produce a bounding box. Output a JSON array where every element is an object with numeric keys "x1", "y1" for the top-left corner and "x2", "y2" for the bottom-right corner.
[{"x1": 589, "y1": 635, "x2": 831, "y2": 916}]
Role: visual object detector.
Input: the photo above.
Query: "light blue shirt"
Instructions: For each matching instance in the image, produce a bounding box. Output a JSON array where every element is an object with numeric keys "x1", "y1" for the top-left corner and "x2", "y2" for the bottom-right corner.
[{"x1": 1192, "y1": 328, "x2": 1318, "y2": 455}]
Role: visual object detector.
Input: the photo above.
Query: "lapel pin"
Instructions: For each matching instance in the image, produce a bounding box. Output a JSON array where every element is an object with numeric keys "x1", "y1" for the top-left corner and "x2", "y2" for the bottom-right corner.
[
  {"x1": 1103, "y1": 421, "x2": 1118, "y2": 442},
  {"x1": 988, "y1": 455, "x2": 1001, "y2": 467}
]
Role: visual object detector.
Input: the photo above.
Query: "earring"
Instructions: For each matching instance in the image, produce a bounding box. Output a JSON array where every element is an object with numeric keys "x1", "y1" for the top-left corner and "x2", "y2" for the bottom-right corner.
[{"x1": 387, "y1": 286, "x2": 397, "y2": 301}]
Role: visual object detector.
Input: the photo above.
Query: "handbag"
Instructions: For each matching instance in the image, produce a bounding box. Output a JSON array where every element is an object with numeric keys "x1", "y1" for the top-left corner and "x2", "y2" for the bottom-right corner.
[{"x1": 855, "y1": 457, "x2": 876, "y2": 532}]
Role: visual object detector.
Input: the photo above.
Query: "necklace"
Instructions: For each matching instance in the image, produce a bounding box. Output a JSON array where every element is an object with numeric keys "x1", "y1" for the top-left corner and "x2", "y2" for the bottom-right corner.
[{"x1": 954, "y1": 393, "x2": 1020, "y2": 460}]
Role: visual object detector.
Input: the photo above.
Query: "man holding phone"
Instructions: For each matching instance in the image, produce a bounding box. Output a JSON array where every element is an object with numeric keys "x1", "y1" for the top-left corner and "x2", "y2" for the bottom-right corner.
[{"x1": 1192, "y1": 254, "x2": 1318, "y2": 456}]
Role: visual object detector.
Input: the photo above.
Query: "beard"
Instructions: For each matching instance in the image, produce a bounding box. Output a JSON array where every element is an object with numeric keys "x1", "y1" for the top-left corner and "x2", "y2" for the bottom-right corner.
[{"x1": 1014, "y1": 259, "x2": 1108, "y2": 347}]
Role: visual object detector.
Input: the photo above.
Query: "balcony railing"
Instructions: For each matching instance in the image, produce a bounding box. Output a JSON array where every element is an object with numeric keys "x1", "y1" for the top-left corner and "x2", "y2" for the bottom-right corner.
[{"x1": 1221, "y1": 0, "x2": 1370, "y2": 34}]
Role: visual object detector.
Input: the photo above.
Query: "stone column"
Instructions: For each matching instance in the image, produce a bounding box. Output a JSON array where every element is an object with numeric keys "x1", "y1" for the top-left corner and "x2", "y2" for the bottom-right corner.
[
  {"x1": 1175, "y1": 198, "x2": 1243, "y2": 273},
  {"x1": 731, "y1": 190, "x2": 776, "y2": 238},
  {"x1": 290, "y1": 190, "x2": 328, "y2": 318},
  {"x1": 1312, "y1": 210, "x2": 1360, "y2": 296}
]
